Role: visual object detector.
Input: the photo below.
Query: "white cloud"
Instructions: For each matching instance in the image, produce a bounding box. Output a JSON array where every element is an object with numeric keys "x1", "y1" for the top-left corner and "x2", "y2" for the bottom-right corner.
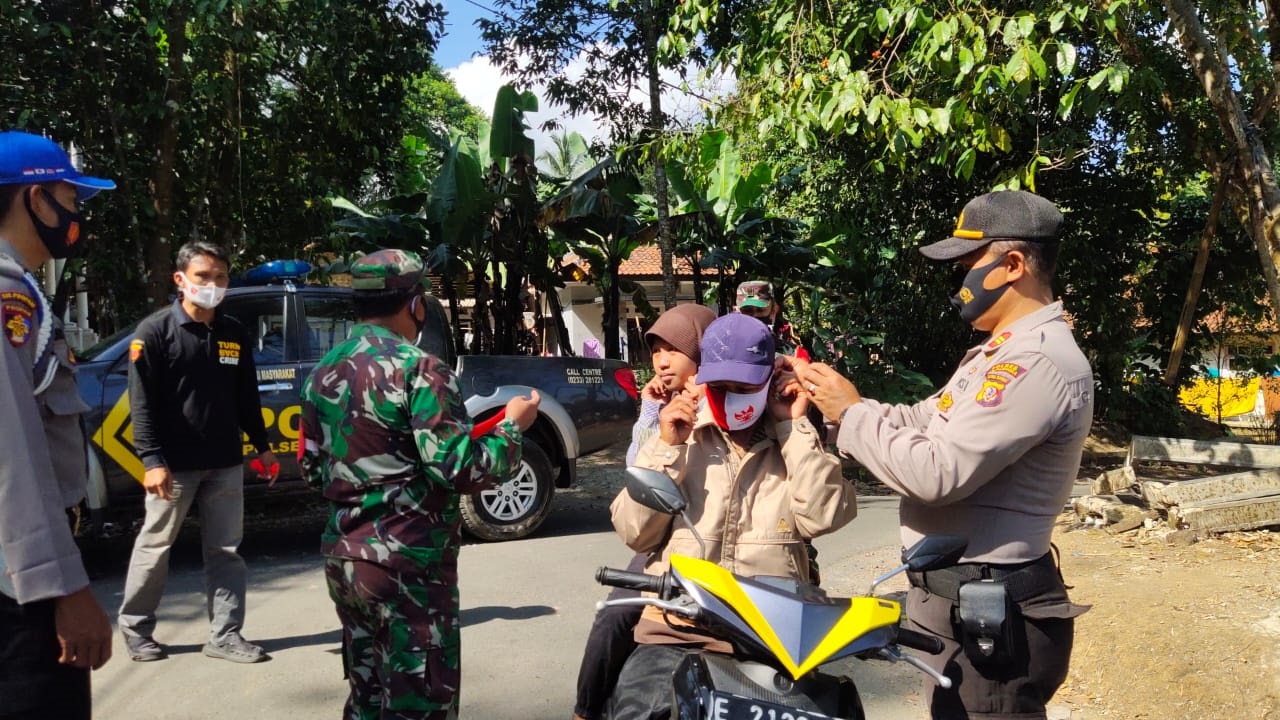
[{"x1": 445, "y1": 49, "x2": 735, "y2": 156}]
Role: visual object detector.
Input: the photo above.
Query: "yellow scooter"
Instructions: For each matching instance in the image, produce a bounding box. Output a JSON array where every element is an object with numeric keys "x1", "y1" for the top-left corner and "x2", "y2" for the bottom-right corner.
[{"x1": 598, "y1": 468, "x2": 967, "y2": 720}]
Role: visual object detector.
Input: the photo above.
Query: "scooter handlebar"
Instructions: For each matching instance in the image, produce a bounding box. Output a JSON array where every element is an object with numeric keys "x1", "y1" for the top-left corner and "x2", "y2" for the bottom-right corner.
[
  {"x1": 595, "y1": 567, "x2": 669, "y2": 596},
  {"x1": 895, "y1": 628, "x2": 945, "y2": 655}
]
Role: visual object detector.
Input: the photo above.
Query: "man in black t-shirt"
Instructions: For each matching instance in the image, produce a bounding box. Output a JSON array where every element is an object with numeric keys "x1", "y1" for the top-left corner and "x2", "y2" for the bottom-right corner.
[{"x1": 117, "y1": 241, "x2": 277, "y2": 664}]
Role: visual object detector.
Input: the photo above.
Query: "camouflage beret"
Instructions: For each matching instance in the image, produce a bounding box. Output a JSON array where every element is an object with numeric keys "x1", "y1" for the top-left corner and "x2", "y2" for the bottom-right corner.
[{"x1": 349, "y1": 249, "x2": 428, "y2": 293}]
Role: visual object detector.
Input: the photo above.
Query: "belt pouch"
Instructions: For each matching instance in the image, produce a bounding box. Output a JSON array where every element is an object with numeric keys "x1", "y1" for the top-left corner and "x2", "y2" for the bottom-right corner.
[{"x1": 957, "y1": 578, "x2": 1015, "y2": 664}]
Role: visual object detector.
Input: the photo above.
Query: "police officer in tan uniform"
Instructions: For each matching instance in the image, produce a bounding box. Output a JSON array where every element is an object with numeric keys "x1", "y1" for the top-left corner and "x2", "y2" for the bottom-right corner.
[
  {"x1": 790, "y1": 190, "x2": 1092, "y2": 720},
  {"x1": 0, "y1": 130, "x2": 115, "y2": 719}
]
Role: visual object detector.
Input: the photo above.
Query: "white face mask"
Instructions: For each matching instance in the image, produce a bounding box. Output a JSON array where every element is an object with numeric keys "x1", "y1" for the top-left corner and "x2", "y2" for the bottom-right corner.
[
  {"x1": 722, "y1": 383, "x2": 771, "y2": 431},
  {"x1": 181, "y1": 273, "x2": 227, "y2": 309}
]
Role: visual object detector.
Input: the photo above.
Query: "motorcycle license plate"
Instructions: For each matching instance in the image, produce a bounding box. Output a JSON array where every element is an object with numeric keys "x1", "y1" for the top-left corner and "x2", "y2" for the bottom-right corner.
[{"x1": 706, "y1": 692, "x2": 834, "y2": 720}]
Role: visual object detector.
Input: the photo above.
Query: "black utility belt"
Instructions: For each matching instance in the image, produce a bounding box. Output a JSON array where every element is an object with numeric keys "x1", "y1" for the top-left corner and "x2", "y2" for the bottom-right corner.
[
  {"x1": 907, "y1": 552, "x2": 1061, "y2": 603},
  {"x1": 909, "y1": 552, "x2": 1064, "y2": 665}
]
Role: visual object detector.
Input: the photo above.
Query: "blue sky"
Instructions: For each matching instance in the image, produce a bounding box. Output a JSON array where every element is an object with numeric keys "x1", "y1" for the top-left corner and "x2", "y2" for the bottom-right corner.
[
  {"x1": 434, "y1": 0, "x2": 613, "y2": 149},
  {"x1": 432, "y1": 1, "x2": 732, "y2": 150},
  {"x1": 436, "y1": 0, "x2": 490, "y2": 69}
]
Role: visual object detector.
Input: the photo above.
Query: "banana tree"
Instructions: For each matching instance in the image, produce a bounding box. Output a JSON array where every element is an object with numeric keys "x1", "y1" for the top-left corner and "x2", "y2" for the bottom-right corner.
[
  {"x1": 425, "y1": 131, "x2": 499, "y2": 352},
  {"x1": 541, "y1": 158, "x2": 651, "y2": 359},
  {"x1": 483, "y1": 85, "x2": 555, "y2": 355},
  {"x1": 665, "y1": 129, "x2": 810, "y2": 313},
  {"x1": 436, "y1": 83, "x2": 571, "y2": 355},
  {"x1": 327, "y1": 83, "x2": 572, "y2": 356}
]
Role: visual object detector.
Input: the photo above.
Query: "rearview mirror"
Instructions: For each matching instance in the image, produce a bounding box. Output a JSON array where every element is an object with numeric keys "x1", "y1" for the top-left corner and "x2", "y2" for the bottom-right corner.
[
  {"x1": 625, "y1": 467, "x2": 687, "y2": 515},
  {"x1": 901, "y1": 536, "x2": 968, "y2": 572}
]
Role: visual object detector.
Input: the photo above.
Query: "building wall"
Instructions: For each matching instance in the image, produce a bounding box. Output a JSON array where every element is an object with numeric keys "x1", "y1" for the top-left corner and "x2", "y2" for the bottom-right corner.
[{"x1": 556, "y1": 279, "x2": 707, "y2": 362}]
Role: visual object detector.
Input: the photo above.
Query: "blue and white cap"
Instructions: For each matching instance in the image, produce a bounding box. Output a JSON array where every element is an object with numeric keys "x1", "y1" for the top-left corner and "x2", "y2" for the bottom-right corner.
[{"x1": 0, "y1": 131, "x2": 116, "y2": 200}]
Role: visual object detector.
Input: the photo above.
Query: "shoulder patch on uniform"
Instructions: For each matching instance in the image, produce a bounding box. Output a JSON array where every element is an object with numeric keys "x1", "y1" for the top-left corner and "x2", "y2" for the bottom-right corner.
[
  {"x1": 984, "y1": 330, "x2": 1013, "y2": 353},
  {"x1": 937, "y1": 391, "x2": 954, "y2": 413},
  {"x1": 1, "y1": 290, "x2": 36, "y2": 347},
  {"x1": 975, "y1": 363, "x2": 1027, "y2": 408},
  {"x1": 776, "y1": 517, "x2": 791, "y2": 534},
  {"x1": 129, "y1": 338, "x2": 144, "y2": 362}
]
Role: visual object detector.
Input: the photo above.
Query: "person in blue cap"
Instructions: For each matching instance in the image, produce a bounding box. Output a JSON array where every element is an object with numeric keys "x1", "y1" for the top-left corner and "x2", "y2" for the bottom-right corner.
[{"x1": 0, "y1": 129, "x2": 116, "y2": 719}]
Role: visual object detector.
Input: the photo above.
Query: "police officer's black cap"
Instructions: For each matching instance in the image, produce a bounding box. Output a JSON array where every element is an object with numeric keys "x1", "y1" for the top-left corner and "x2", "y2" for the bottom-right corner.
[{"x1": 920, "y1": 190, "x2": 1063, "y2": 261}]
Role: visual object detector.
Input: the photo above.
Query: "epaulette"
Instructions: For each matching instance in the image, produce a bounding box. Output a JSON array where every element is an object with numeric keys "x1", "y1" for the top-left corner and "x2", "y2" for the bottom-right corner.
[{"x1": 0, "y1": 252, "x2": 55, "y2": 393}]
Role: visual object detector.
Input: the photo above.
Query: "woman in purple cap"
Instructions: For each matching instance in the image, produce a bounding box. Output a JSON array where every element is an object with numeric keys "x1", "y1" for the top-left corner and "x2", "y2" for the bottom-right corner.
[{"x1": 606, "y1": 312, "x2": 859, "y2": 719}]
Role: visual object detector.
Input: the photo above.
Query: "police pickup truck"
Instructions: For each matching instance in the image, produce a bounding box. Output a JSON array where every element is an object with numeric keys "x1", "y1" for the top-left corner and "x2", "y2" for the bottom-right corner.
[{"x1": 75, "y1": 261, "x2": 638, "y2": 541}]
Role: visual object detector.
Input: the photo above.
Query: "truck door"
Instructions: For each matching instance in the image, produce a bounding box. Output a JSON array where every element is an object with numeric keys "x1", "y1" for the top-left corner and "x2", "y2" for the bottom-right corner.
[
  {"x1": 218, "y1": 291, "x2": 302, "y2": 484},
  {"x1": 297, "y1": 287, "x2": 359, "y2": 395}
]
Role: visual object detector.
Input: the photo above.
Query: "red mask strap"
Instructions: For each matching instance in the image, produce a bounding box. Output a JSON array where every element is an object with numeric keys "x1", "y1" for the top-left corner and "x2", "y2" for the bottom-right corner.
[{"x1": 704, "y1": 386, "x2": 729, "y2": 431}]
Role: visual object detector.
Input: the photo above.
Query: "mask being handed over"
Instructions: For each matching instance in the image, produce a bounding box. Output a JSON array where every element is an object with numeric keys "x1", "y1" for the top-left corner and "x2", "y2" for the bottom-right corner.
[
  {"x1": 706, "y1": 380, "x2": 772, "y2": 432},
  {"x1": 181, "y1": 273, "x2": 227, "y2": 309}
]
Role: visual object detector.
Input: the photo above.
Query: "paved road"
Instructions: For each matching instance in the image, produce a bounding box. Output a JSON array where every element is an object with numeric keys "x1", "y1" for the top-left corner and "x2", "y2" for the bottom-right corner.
[{"x1": 87, "y1": 487, "x2": 925, "y2": 719}]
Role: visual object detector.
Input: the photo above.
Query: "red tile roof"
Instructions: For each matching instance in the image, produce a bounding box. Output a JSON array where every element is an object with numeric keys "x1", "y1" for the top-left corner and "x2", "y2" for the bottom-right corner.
[{"x1": 564, "y1": 245, "x2": 696, "y2": 279}]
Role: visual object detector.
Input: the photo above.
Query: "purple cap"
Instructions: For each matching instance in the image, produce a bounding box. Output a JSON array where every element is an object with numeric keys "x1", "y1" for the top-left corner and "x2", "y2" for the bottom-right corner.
[
  {"x1": 698, "y1": 313, "x2": 775, "y2": 386},
  {"x1": 0, "y1": 131, "x2": 116, "y2": 200}
]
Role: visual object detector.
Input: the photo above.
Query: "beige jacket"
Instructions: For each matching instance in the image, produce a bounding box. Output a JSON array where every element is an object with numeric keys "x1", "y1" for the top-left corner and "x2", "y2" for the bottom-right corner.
[{"x1": 611, "y1": 407, "x2": 857, "y2": 585}]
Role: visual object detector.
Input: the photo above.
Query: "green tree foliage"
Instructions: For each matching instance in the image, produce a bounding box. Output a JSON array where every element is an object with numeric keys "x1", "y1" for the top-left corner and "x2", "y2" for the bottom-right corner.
[
  {"x1": 1, "y1": 0, "x2": 445, "y2": 328},
  {"x1": 480, "y1": 0, "x2": 683, "y2": 138},
  {"x1": 663, "y1": 129, "x2": 809, "y2": 313},
  {"x1": 539, "y1": 131, "x2": 594, "y2": 183},
  {"x1": 542, "y1": 158, "x2": 649, "y2": 359},
  {"x1": 328, "y1": 85, "x2": 573, "y2": 357},
  {"x1": 479, "y1": 0, "x2": 690, "y2": 307},
  {"x1": 392, "y1": 66, "x2": 490, "y2": 194},
  {"x1": 662, "y1": 0, "x2": 1277, "y2": 429}
]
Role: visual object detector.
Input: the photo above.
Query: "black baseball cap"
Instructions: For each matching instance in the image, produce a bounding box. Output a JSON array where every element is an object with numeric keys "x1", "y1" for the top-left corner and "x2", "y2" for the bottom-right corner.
[{"x1": 919, "y1": 190, "x2": 1062, "y2": 261}]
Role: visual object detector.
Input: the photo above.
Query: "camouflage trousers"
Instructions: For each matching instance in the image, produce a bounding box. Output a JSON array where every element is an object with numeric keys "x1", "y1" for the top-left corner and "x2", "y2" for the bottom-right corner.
[{"x1": 324, "y1": 557, "x2": 461, "y2": 720}]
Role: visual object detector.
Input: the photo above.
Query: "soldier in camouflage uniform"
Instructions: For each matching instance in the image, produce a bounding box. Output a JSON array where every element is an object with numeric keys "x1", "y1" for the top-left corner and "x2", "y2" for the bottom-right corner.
[{"x1": 299, "y1": 249, "x2": 541, "y2": 720}]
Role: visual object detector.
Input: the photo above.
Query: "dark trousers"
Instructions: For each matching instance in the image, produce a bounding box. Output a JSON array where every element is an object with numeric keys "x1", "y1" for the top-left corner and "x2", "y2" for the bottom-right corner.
[
  {"x1": 605, "y1": 644, "x2": 691, "y2": 720},
  {"x1": 574, "y1": 552, "x2": 646, "y2": 719},
  {"x1": 905, "y1": 585, "x2": 1074, "y2": 720},
  {"x1": 0, "y1": 593, "x2": 91, "y2": 720}
]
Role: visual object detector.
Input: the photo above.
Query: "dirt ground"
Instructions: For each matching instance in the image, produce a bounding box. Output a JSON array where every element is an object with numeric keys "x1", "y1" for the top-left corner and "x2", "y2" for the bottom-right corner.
[
  {"x1": 1050, "y1": 518, "x2": 1280, "y2": 719},
  {"x1": 1043, "y1": 431, "x2": 1280, "y2": 719}
]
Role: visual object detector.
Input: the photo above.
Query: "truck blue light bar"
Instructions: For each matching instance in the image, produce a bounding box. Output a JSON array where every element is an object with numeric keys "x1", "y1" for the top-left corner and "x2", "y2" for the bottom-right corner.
[{"x1": 241, "y1": 260, "x2": 312, "y2": 286}]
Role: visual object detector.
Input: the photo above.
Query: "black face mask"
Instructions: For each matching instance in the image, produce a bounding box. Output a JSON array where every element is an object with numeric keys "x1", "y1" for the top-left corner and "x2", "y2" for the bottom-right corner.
[
  {"x1": 950, "y1": 253, "x2": 1011, "y2": 323},
  {"x1": 24, "y1": 188, "x2": 83, "y2": 259}
]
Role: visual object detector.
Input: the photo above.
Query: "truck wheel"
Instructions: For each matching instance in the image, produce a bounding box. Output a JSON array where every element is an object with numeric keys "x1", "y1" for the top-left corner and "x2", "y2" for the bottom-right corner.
[{"x1": 461, "y1": 441, "x2": 555, "y2": 541}]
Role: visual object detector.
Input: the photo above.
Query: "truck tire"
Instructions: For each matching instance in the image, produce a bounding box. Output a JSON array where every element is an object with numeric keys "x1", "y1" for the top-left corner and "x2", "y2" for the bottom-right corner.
[{"x1": 461, "y1": 441, "x2": 555, "y2": 541}]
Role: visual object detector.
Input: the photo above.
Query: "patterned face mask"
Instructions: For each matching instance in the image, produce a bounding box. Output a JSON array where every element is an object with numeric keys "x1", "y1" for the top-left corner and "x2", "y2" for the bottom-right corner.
[{"x1": 706, "y1": 378, "x2": 771, "y2": 432}]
